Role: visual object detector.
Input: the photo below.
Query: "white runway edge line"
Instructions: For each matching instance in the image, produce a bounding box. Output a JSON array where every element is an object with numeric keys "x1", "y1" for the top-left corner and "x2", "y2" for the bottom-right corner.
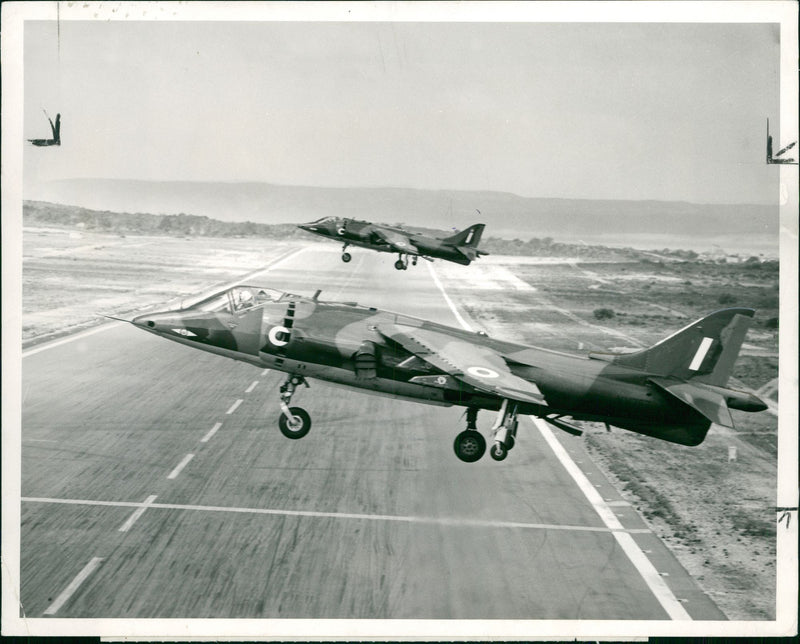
[
  {"x1": 425, "y1": 262, "x2": 475, "y2": 331},
  {"x1": 429, "y1": 260, "x2": 692, "y2": 622},
  {"x1": 21, "y1": 497, "x2": 649, "y2": 535},
  {"x1": 21, "y1": 246, "x2": 307, "y2": 358},
  {"x1": 167, "y1": 454, "x2": 194, "y2": 480},
  {"x1": 22, "y1": 322, "x2": 124, "y2": 358},
  {"x1": 530, "y1": 417, "x2": 691, "y2": 620},
  {"x1": 118, "y1": 494, "x2": 158, "y2": 532},
  {"x1": 201, "y1": 422, "x2": 222, "y2": 443},
  {"x1": 42, "y1": 556, "x2": 103, "y2": 616},
  {"x1": 226, "y1": 399, "x2": 243, "y2": 415}
]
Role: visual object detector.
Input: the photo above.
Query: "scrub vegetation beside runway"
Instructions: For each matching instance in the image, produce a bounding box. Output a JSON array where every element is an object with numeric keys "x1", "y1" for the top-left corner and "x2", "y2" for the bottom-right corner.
[{"x1": 20, "y1": 218, "x2": 778, "y2": 620}]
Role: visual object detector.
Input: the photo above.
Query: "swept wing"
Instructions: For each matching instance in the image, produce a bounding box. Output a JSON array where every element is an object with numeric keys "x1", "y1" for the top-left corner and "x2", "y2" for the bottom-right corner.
[
  {"x1": 377, "y1": 324, "x2": 547, "y2": 405},
  {"x1": 371, "y1": 228, "x2": 420, "y2": 255}
]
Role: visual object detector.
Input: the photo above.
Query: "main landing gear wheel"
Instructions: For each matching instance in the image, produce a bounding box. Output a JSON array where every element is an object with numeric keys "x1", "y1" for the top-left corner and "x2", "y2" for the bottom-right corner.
[
  {"x1": 454, "y1": 430, "x2": 486, "y2": 463},
  {"x1": 394, "y1": 259, "x2": 407, "y2": 270},
  {"x1": 341, "y1": 252, "x2": 352, "y2": 263},
  {"x1": 490, "y1": 442, "x2": 508, "y2": 461},
  {"x1": 279, "y1": 407, "x2": 311, "y2": 439}
]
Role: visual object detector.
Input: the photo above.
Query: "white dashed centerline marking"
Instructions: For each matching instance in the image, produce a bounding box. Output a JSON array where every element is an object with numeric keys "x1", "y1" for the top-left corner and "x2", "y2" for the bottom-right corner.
[
  {"x1": 245, "y1": 381, "x2": 259, "y2": 393},
  {"x1": 261, "y1": 368, "x2": 270, "y2": 376},
  {"x1": 201, "y1": 422, "x2": 222, "y2": 443},
  {"x1": 118, "y1": 494, "x2": 158, "y2": 532},
  {"x1": 226, "y1": 399, "x2": 243, "y2": 415},
  {"x1": 167, "y1": 454, "x2": 194, "y2": 480},
  {"x1": 43, "y1": 556, "x2": 103, "y2": 616}
]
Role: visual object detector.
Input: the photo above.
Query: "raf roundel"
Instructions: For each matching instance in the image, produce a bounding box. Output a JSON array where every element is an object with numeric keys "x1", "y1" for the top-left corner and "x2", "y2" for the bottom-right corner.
[{"x1": 466, "y1": 366, "x2": 500, "y2": 379}]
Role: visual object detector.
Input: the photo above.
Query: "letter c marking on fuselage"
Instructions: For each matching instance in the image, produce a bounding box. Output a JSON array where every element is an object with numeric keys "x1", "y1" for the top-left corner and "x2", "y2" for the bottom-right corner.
[{"x1": 268, "y1": 325, "x2": 290, "y2": 347}]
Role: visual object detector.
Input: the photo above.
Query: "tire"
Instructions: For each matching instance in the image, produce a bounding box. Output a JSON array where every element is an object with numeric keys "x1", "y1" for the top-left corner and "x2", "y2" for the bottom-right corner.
[
  {"x1": 394, "y1": 260, "x2": 405, "y2": 270},
  {"x1": 342, "y1": 252, "x2": 352, "y2": 263},
  {"x1": 454, "y1": 430, "x2": 486, "y2": 463},
  {"x1": 490, "y1": 442, "x2": 507, "y2": 461},
  {"x1": 278, "y1": 407, "x2": 312, "y2": 439},
  {"x1": 506, "y1": 435, "x2": 515, "y2": 450}
]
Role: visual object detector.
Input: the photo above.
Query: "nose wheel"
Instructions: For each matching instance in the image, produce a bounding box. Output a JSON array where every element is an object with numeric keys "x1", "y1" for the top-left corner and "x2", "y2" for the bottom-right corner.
[
  {"x1": 394, "y1": 254, "x2": 409, "y2": 270},
  {"x1": 278, "y1": 375, "x2": 312, "y2": 439},
  {"x1": 341, "y1": 244, "x2": 352, "y2": 263}
]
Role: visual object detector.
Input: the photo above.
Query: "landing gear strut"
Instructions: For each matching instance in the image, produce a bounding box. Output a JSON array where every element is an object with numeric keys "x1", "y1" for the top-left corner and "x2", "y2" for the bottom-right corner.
[
  {"x1": 278, "y1": 375, "x2": 312, "y2": 439},
  {"x1": 489, "y1": 399, "x2": 518, "y2": 461},
  {"x1": 341, "y1": 244, "x2": 352, "y2": 263},
  {"x1": 453, "y1": 407, "x2": 486, "y2": 462},
  {"x1": 394, "y1": 254, "x2": 408, "y2": 270}
]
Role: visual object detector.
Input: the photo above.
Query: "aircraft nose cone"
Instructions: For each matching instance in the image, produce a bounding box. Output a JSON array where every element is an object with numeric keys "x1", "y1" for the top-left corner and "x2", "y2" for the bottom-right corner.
[
  {"x1": 131, "y1": 311, "x2": 179, "y2": 333},
  {"x1": 131, "y1": 313, "x2": 157, "y2": 329}
]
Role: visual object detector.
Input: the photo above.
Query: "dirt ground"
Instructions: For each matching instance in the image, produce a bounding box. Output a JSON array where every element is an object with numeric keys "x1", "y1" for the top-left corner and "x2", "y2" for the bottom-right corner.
[
  {"x1": 437, "y1": 255, "x2": 779, "y2": 620},
  {"x1": 18, "y1": 230, "x2": 781, "y2": 619},
  {"x1": 20, "y1": 227, "x2": 296, "y2": 345}
]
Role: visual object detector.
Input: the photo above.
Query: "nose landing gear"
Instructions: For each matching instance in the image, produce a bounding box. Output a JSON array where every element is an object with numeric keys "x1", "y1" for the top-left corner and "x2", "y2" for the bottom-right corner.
[
  {"x1": 394, "y1": 253, "x2": 409, "y2": 270},
  {"x1": 341, "y1": 244, "x2": 352, "y2": 263},
  {"x1": 278, "y1": 375, "x2": 312, "y2": 439}
]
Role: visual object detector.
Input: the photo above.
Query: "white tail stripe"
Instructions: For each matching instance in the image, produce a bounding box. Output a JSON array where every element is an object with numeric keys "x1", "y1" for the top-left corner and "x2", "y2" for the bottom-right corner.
[{"x1": 688, "y1": 337, "x2": 714, "y2": 371}]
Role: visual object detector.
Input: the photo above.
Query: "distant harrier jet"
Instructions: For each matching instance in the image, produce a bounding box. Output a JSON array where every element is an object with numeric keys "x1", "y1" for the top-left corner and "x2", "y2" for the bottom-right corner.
[
  {"x1": 298, "y1": 217, "x2": 489, "y2": 271},
  {"x1": 28, "y1": 111, "x2": 61, "y2": 147},
  {"x1": 766, "y1": 118, "x2": 796, "y2": 165}
]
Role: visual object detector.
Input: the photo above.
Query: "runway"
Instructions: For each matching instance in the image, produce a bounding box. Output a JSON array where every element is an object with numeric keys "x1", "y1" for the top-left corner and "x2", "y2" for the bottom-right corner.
[{"x1": 20, "y1": 243, "x2": 726, "y2": 623}]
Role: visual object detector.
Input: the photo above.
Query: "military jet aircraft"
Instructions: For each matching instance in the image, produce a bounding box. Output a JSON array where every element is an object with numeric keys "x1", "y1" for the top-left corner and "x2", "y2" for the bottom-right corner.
[
  {"x1": 297, "y1": 218, "x2": 489, "y2": 270},
  {"x1": 766, "y1": 118, "x2": 797, "y2": 165},
  {"x1": 127, "y1": 285, "x2": 767, "y2": 463},
  {"x1": 28, "y1": 111, "x2": 61, "y2": 147}
]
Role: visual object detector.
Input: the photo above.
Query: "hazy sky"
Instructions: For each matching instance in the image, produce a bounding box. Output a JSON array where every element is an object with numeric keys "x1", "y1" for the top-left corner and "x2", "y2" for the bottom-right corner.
[{"x1": 23, "y1": 13, "x2": 782, "y2": 203}]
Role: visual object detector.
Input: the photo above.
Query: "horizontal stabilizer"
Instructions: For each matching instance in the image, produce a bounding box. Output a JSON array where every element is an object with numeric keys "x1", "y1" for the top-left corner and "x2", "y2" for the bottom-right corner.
[{"x1": 650, "y1": 377, "x2": 734, "y2": 428}]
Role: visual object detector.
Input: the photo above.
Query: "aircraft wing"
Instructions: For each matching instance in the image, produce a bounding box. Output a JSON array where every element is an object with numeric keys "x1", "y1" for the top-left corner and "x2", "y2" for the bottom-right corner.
[
  {"x1": 377, "y1": 324, "x2": 547, "y2": 405},
  {"x1": 371, "y1": 228, "x2": 420, "y2": 255}
]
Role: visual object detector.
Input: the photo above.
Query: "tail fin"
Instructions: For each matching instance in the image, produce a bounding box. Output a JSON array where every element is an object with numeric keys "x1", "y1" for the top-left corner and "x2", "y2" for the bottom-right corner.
[
  {"x1": 442, "y1": 223, "x2": 485, "y2": 248},
  {"x1": 609, "y1": 308, "x2": 755, "y2": 386}
]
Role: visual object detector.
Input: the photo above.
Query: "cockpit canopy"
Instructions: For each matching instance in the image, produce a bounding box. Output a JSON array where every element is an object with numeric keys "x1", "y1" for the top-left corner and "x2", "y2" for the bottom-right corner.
[
  {"x1": 305, "y1": 216, "x2": 338, "y2": 226},
  {"x1": 185, "y1": 286, "x2": 293, "y2": 314}
]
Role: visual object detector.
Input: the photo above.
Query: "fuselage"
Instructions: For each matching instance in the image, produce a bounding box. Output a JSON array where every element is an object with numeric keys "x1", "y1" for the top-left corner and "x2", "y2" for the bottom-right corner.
[
  {"x1": 298, "y1": 218, "x2": 471, "y2": 264},
  {"x1": 132, "y1": 287, "x2": 713, "y2": 445}
]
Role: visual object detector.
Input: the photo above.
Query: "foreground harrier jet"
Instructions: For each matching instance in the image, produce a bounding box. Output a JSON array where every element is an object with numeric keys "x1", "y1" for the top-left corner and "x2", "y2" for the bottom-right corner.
[
  {"x1": 127, "y1": 286, "x2": 767, "y2": 463},
  {"x1": 298, "y1": 218, "x2": 489, "y2": 270}
]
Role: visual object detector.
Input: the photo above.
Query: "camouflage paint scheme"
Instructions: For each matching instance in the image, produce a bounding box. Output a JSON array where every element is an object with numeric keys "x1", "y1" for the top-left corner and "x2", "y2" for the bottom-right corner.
[
  {"x1": 297, "y1": 218, "x2": 488, "y2": 268},
  {"x1": 131, "y1": 285, "x2": 767, "y2": 462}
]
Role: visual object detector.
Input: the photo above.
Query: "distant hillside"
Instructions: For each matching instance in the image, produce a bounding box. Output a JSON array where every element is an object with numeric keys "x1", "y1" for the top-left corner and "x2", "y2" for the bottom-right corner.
[
  {"x1": 22, "y1": 201, "x2": 718, "y2": 262},
  {"x1": 22, "y1": 200, "x2": 305, "y2": 240},
  {"x1": 27, "y1": 178, "x2": 777, "y2": 240}
]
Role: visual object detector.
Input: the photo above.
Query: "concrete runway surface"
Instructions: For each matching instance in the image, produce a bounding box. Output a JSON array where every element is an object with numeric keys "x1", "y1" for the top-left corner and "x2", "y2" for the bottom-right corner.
[{"x1": 20, "y1": 244, "x2": 726, "y2": 621}]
